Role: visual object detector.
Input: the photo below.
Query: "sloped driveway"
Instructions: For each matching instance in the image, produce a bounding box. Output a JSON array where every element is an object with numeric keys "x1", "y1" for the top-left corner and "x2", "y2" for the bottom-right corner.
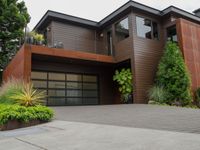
[{"x1": 52, "y1": 104, "x2": 200, "y2": 134}]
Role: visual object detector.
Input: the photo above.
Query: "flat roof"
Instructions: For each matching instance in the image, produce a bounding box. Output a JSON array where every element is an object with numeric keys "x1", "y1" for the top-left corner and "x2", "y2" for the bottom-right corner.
[{"x1": 34, "y1": 1, "x2": 200, "y2": 31}]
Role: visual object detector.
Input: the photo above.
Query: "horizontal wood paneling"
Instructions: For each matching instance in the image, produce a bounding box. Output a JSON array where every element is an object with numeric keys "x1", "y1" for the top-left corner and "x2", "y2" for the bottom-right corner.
[
  {"x1": 132, "y1": 13, "x2": 165, "y2": 103},
  {"x1": 52, "y1": 21, "x2": 99, "y2": 53}
]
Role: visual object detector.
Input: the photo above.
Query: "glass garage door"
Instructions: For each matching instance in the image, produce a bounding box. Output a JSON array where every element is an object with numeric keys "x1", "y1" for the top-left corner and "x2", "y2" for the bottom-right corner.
[{"x1": 31, "y1": 71, "x2": 99, "y2": 106}]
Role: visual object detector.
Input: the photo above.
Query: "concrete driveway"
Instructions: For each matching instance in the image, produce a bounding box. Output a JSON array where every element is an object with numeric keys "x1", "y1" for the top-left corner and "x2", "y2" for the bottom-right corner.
[
  {"x1": 53, "y1": 104, "x2": 200, "y2": 134},
  {"x1": 1, "y1": 104, "x2": 200, "y2": 150}
]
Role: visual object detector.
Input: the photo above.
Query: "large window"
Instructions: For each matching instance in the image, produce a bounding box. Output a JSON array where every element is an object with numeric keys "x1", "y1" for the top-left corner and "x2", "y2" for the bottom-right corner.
[
  {"x1": 167, "y1": 26, "x2": 177, "y2": 42},
  {"x1": 115, "y1": 17, "x2": 129, "y2": 42},
  {"x1": 136, "y1": 16, "x2": 159, "y2": 40},
  {"x1": 31, "y1": 71, "x2": 99, "y2": 106}
]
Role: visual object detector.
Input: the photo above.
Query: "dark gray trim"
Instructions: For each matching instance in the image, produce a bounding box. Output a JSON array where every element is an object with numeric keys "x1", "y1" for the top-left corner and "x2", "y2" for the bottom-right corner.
[
  {"x1": 34, "y1": 1, "x2": 200, "y2": 31},
  {"x1": 162, "y1": 6, "x2": 200, "y2": 22}
]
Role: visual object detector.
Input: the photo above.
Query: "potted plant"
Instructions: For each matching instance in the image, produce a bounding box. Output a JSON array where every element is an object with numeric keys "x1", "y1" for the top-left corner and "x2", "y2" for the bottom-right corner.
[
  {"x1": 113, "y1": 68, "x2": 133, "y2": 103},
  {"x1": 34, "y1": 33, "x2": 44, "y2": 45},
  {"x1": 27, "y1": 31, "x2": 44, "y2": 45}
]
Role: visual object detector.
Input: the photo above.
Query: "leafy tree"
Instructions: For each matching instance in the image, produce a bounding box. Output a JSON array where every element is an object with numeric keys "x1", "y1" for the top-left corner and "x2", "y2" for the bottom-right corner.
[
  {"x1": 0, "y1": 0, "x2": 30, "y2": 80},
  {"x1": 113, "y1": 68, "x2": 133, "y2": 103},
  {"x1": 156, "y1": 42, "x2": 192, "y2": 106}
]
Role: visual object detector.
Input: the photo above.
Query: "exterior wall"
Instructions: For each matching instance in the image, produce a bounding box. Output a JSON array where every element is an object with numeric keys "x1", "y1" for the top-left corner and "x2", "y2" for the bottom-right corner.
[
  {"x1": 131, "y1": 12, "x2": 165, "y2": 103},
  {"x1": 176, "y1": 19, "x2": 200, "y2": 91},
  {"x1": 3, "y1": 45, "x2": 31, "y2": 82},
  {"x1": 51, "y1": 21, "x2": 102, "y2": 53},
  {"x1": 113, "y1": 14, "x2": 133, "y2": 62},
  {"x1": 32, "y1": 57, "x2": 116, "y2": 104}
]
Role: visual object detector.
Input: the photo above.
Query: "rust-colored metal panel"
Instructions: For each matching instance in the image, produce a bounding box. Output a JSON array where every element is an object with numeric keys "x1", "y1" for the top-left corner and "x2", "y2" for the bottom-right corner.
[
  {"x1": 176, "y1": 19, "x2": 200, "y2": 92},
  {"x1": 30, "y1": 44, "x2": 115, "y2": 63},
  {"x1": 3, "y1": 45, "x2": 32, "y2": 82},
  {"x1": 3, "y1": 44, "x2": 115, "y2": 83}
]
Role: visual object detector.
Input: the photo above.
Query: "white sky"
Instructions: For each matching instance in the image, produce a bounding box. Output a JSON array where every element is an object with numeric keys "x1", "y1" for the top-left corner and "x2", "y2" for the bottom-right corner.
[{"x1": 24, "y1": 0, "x2": 199, "y2": 30}]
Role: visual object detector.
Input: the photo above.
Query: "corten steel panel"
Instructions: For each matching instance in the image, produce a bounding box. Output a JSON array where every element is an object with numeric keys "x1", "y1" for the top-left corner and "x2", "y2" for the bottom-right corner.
[
  {"x1": 30, "y1": 44, "x2": 115, "y2": 63},
  {"x1": 131, "y1": 13, "x2": 165, "y2": 103},
  {"x1": 3, "y1": 45, "x2": 32, "y2": 82},
  {"x1": 176, "y1": 19, "x2": 200, "y2": 91},
  {"x1": 3, "y1": 44, "x2": 115, "y2": 83}
]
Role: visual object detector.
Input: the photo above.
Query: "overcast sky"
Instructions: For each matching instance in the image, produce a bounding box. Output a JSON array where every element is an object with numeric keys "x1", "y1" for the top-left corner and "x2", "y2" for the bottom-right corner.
[{"x1": 24, "y1": 0, "x2": 199, "y2": 30}]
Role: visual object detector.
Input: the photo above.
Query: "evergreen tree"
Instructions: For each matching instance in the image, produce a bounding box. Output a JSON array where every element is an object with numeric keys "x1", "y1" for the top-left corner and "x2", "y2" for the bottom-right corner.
[{"x1": 156, "y1": 42, "x2": 192, "y2": 106}]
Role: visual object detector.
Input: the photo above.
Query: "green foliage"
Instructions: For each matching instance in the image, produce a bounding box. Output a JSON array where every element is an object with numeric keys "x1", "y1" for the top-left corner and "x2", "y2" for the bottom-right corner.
[
  {"x1": 195, "y1": 87, "x2": 200, "y2": 102},
  {"x1": 0, "y1": 104, "x2": 54, "y2": 125},
  {"x1": 156, "y1": 42, "x2": 192, "y2": 106},
  {"x1": 0, "y1": 79, "x2": 46, "y2": 106},
  {"x1": 0, "y1": 79, "x2": 23, "y2": 104},
  {"x1": 113, "y1": 68, "x2": 133, "y2": 102},
  {"x1": 0, "y1": 0, "x2": 30, "y2": 72},
  {"x1": 9, "y1": 82, "x2": 46, "y2": 107},
  {"x1": 148, "y1": 86, "x2": 167, "y2": 104},
  {"x1": 28, "y1": 31, "x2": 44, "y2": 44}
]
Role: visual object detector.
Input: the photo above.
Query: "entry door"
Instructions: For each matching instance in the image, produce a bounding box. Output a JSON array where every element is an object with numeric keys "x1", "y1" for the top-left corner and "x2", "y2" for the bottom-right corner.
[{"x1": 31, "y1": 71, "x2": 99, "y2": 106}]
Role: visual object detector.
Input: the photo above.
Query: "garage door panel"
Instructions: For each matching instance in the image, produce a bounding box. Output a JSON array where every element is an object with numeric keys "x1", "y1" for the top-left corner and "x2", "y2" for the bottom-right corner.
[{"x1": 31, "y1": 71, "x2": 99, "y2": 106}]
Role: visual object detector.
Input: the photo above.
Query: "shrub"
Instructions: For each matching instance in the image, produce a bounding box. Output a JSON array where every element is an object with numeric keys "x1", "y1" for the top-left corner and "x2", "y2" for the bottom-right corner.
[
  {"x1": 9, "y1": 82, "x2": 46, "y2": 107},
  {"x1": 0, "y1": 79, "x2": 46, "y2": 106},
  {"x1": 155, "y1": 42, "x2": 192, "y2": 106},
  {"x1": 148, "y1": 86, "x2": 167, "y2": 104},
  {"x1": 113, "y1": 68, "x2": 133, "y2": 102},
  {"x1": 0, "y1": 79, "x2": 23, "y2": 104},
  {"x1": 195, "y1": 87, "x2": 200, "y2": 103},
  {"x1": 0, "y1": 104, "x2": 54, "y2": 125}
]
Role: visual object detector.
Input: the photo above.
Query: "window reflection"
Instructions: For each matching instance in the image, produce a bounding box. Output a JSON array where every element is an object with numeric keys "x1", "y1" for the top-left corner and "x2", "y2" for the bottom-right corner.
[
  {"x1": 136, "y1": 16, "x2": 159, "y2": 40},
  {"x1": 115, "y1": 18, "x2": 129, "y2": 42},
  {"x1": 167, "y1": 26, "x2": 177, "y2": 42}
]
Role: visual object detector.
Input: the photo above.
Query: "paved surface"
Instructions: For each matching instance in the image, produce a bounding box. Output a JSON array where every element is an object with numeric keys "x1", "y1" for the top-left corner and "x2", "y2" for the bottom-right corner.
[
  {"x1": 0, "y1": 120, "x2": 200, "y2": 150},
  {"x1": 53, "y1": 104, "x2": 200, "y2": 134}
]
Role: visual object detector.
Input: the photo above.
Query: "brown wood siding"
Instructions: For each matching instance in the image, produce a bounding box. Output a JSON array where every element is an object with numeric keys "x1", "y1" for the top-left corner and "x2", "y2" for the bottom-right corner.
[
  {"x1": 46, "y1": 22, "x2": 53, "y2": 47},
  {"x1": 112, "y1": 14, "x2": 133, "y2": 62},
  {"x1": 132, "y1": 13, "x2": 165, "y2": 103},
  {"x1": 52, "y1": 21, "x2": 101, "y2": 53},
  {"x1": 176, "y1": 19, "x2": 200, "y2": 92}
]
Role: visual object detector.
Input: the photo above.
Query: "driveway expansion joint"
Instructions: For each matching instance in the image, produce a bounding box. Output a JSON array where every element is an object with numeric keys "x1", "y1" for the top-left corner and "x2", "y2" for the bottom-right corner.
[{"x1": 15, "y1": 137, "x2": 47, "y2": 150}]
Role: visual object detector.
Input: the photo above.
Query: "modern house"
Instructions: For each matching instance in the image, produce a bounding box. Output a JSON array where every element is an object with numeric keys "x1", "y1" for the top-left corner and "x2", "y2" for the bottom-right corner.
[{"x1": 3, "y1": 1, "x2": 200, "y2": 106}]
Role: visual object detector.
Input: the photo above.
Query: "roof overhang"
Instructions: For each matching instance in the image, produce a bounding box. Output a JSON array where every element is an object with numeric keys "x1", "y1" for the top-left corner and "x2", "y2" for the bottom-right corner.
[{"x1": 34, "y1": 1, "x2": 200, "y2": 31}]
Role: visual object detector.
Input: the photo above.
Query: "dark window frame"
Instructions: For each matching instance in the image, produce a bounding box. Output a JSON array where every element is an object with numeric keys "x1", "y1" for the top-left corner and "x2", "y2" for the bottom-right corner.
[
  {"x1": 166, "y1": 25, "x2": 177, "y2": 43},
  {"x1": 136, "y1": 16, "x2": 159, "y2": 40},
  {"x1": 31, "y1": 71, "x2": 100, "y2": 106},
  {"x1": 115, "y1": 16, "x2": 130, "y2": 42}
]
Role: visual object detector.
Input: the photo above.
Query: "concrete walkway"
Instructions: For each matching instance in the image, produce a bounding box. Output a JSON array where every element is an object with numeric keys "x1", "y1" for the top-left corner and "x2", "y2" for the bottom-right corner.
[
  {"x1": 0, "y1": 120, "x2": 200, "y2": 150},
  {"x1": 53, "y1": 104, "x2": 200, "y2": 134}
]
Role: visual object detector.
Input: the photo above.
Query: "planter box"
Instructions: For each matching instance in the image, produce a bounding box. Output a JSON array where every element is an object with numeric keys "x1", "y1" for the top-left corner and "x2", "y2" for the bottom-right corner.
[{"x1": 0, "y1": 120, "x2": 47, "y2": 131}]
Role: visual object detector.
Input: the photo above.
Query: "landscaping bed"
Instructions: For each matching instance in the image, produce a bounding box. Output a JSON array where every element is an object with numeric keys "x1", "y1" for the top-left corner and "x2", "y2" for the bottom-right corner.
[{"x1": 0, "y1": 104, "x2": 53, "y2": 131}]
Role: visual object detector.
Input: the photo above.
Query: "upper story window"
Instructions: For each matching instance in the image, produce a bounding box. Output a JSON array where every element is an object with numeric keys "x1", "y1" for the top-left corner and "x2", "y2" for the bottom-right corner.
[
  {"x1": 136, "y1": 16, "x2": 159, "y2": 40},
  {"x1": 167, "y1": 26, "x2": 177, "y2": 42},
  {"x1": 115, "y1": 17, "x2": 129, "y2": 42}
]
